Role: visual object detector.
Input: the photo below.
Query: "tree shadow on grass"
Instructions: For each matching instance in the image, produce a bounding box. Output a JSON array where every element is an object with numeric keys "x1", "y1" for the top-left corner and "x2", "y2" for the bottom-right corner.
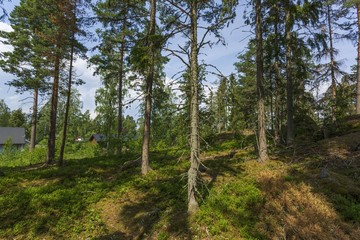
[
  {"x1": 255, "y1": 166, "x2": 360, "y2": 239},
  {"x1": 284, "y1": 131, "x2": 360, "y2": 221},
  {"x1": 86, "y1": 150, "x2": 194, "y2": 239},
  {"x1": 201, "y1": 151, "x2": 245, "y2": 188},
  {"x1": 116, "y1": 167, "x2": 192, "y2": 239},
  {"x1": 94, "y1": 231, "x2": 128, "y2": 240},
  {"x1": 116, "y1": 150, "x2": 246, "y2": 239},
  {"x1": 0, "y1": 154, "x2": 141, "y2": 239}
]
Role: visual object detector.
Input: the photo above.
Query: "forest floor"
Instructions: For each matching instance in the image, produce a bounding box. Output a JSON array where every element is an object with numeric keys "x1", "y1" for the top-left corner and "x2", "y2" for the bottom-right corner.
[{"x1": 1, "y1": 122, "x2": 360, "y2": 239}]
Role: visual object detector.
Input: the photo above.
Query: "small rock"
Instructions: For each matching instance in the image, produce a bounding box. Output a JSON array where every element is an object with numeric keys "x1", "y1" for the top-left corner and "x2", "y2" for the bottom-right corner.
[{"x1": 320, "y1": 168, "x2": 330, "y2": 178}]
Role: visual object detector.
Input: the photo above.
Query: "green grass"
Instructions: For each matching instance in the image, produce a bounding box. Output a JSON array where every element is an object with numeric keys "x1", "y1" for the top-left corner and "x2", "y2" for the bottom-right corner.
[
  {"x1": 0, "y1": 155, "x2": 127, "y2": 239},
  {"x1": 196, "y1": 179, "x2": 264, "y2": 239},
  {"x1": 0, "y1": 142, "x2": 103, "y2": 168},
  {"x1": 0, "y1": 150, "x2": 192, "y2": 239},
  {"x1": 1, "y1": 131, "x2": 360, "y2": 239}
]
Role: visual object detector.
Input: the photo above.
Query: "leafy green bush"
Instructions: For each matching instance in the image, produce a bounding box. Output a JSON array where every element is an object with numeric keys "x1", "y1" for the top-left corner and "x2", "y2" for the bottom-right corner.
[
  {"x1": 64, "y1": 142, "x2": 104, "y2": 159},
  {"x1": 0, "y1": 145, "x2": 47, "y2": 167},
  {"x1": 0, "y1": 139, "x2": 17, "y2": 164}
]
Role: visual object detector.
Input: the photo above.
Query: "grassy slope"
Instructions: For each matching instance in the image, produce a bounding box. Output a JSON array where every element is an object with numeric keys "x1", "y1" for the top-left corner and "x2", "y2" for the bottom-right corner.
[{"x1": 1, "y1": 131, "x2": 360, "y2": 239}]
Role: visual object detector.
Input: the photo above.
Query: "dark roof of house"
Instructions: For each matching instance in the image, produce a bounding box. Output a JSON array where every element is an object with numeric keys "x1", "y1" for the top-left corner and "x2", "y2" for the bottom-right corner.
[
  {"x1": 0, "y1": 127, "x2": 26, "y2": 145},
  {"x1": 89, "y1": 134, "x2": 106, "y2": 142}
]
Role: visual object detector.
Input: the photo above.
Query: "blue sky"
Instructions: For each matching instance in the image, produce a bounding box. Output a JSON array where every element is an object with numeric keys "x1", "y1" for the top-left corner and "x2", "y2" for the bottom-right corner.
[{"x1": 0, "y1": 1, "x2": 357, "y2": 119}]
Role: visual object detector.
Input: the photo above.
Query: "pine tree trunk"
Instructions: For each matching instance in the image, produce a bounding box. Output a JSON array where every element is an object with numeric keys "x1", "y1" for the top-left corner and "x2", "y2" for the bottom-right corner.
[
  {"x1": 274, "y1": 5, "x2": 281, "y2": 146},
  {"x1": 141, "y1": 0, "x2": 156, "y2": 175},
  {"x1": 188, "y1": 0, "x2": 200, "y2": 215},
  {"x1": 285, "y1": 1, "x2": 294, "y2": 146},
  {"x1": 255, "y1": 0, "x2": 268, "y2": 162},
  {"x1": 356, "y1": 3, "x2": 360, "y2": 114},
  {"x1": 327, "y1": 4, "x2": 337, "y2": 121},
  {"x1": 47, "y1": 52, "x2": 61, "y2": 164},
  {"x1": 59, "y1": 43, "x2": 74, "y2": 166},
  {"x1": 274, "y1": 59, "x2": 282, "y2": 145},
  {"x1": 117, "y1": 8, "x2": 127, "y2": 156},
  {"x1": 30, "y1": 87, "x2": 38, "y2": 151}
]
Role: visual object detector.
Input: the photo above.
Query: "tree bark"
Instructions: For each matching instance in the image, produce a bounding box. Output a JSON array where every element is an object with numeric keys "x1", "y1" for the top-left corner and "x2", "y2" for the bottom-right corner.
[
  {"x1": 356, "y1": 3, "x2": 360, "y2": 114},
  {"x1": 188, "y1": 0, "x2": 200, "y2": 215},
  {"x1": 327, "y1": 4, "x2": 337, "y2": 121},
  {"x1": 285, "y1": 1, "x2": 294, "y2": 146},
  {"x1": 47, "y1": 51, "x2": 61, "y2": 164},
  {"x1": 117, "y1": 4, "x2": 127, "y2": 156},
  {"x1": 273, "y1": 3, "x2": 281, "y2": 146},
  {"x1": 255, "y1": 0, "x2": 268, "y2": 162},
  {"x1": 59, "y1": 43, "x2": 74, "y2": 166},
  {"x1": 141, "y1": 0, "x2": 156, "y2": 175},
  {"x1": 30, "y1": 87, "x2": 38, "y2": 151}
]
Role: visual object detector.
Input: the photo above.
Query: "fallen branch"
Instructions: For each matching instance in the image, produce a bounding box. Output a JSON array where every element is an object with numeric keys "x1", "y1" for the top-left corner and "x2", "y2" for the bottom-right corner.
[{"x1": 120, "y1": 156, "x2": 141, "y2": 171}]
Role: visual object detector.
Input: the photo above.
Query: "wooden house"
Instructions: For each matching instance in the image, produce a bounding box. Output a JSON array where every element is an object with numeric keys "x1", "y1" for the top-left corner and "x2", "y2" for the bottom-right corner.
[{"x1": 89, "y1": 134, "x2": 106, "y2": 144}]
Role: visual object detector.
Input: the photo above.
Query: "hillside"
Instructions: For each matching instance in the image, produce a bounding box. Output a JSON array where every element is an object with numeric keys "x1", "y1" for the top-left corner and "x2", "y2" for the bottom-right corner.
[{"x1": 1, "y1": 129, "x2": 360, "y2": 239}]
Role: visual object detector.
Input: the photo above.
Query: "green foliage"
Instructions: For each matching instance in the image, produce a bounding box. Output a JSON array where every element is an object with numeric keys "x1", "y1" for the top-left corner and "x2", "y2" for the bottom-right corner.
[
  {"x1": 0, "y1": 99, "x2": 10, "y2": 126},
  {"x1": 196, "y1": 179, "x2": 264, "y2": 238},
  {"x1": 0, "y1": 138, "x2": 16, "y2": 163},
  {"x1": 0, "y1": 150, "x2": 189, "y2": 239},
  {"x1": 330, "y1": 194, "x2": 360, "y2": 223},
  {"x1": 0, "y1": 156, "x2": 115, "y2": 238},
  {"x1": 0, "y1": 141, "x2": 106, "y2": 168},
  {"x1": 0, "y1": 131, "x2": 360, "y2": 238},
  {"x1": 62, "y1": 142, "x2": 104, "y2": 160},
  {"x1": 294, "y1": 108, "x2": 322, "y2": 142},
  {"x1": 0, "y1": 146, "x2": 47, "y2": 167},
  {"x1": 9, "y1": 109, "x2": 26, "y2": 128},
  {"x1": 233, "y1": 41, "x2": 257, "y2": 130}
]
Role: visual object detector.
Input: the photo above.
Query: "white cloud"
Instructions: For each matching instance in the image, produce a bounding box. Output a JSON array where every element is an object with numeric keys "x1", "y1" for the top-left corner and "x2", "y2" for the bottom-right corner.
[
  {"x1": 72, "y1": 57, "x2": 100, "y2": 118},
  {"x1": 0, "y1": 22, "x2": 14, "y2": 53},
  {"x1": 0, "y1": 22, "x2": 13, "y2": 32}
]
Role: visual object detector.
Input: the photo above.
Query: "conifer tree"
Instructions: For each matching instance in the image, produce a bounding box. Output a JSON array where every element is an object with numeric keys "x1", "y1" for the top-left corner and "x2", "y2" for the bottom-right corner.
[
  {"x1": 234, "y1": 42, "x2": 257, "y2": 130},
  {"x1": 281, "y1": 0, "x2": 322, "y2": 145},
  {"x1": 215, "y1": 77, "x2": 228, "y2": 133},
  {"x1": 314, "y1": 0, "x2": 352, "y2": 123},
  {"x1": 91, "y1": 0, "x2": 145, "y2": 155},
  {"x1": 162, "y1": 0, "x2": 237, "y2": 214},
  {"x1": 58, "y1": 0, "x2": 88, "y2": 166},
  {"x1": 357, "y1": 1, "x2": 360, "y2": 114},
  {"x1": 0, "y1": 99, "x2": 10, "y2": 126},
  {"x1": 343, "y1": 0, "x2": 360, "y2": 113},
  {"x1": 141, "y1": 0, "x2": 157, "y2": 175},
  {"x1": 255, "y1": 0, "x2": 268, "y2": 161},
  {"x1": 45, "y1": 0, "x2": 81, "y2": 164},
  {"x1": 263, "y1": 0, "x2": 285, "y2": 145},
  {"x1": 0, "y1": 0, "x2": 52, "y2": 151}
]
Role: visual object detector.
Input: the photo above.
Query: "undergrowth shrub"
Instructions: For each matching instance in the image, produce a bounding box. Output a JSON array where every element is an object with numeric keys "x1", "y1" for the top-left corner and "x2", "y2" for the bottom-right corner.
[
  {"x1": 196, "y1": 179, "x2": 264, "y2": 238},
  {"x1": 331, "y1": 194, "x2": 360, "y2": 222},
  {"x1": 0, "y1": 146, "x2": 47, "y2": 167},
  {"x1": 64, "y1": 142, "x2": 104, "y2": 159},
  {"x1": 0, "y1": 142, "x2": 105, "y2": 168}
]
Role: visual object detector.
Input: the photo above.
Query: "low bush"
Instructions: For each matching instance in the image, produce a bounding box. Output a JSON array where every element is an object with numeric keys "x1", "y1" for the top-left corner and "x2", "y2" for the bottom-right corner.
[{"x1": 196, "y1": 179, "x2": 264, "y2": 239}]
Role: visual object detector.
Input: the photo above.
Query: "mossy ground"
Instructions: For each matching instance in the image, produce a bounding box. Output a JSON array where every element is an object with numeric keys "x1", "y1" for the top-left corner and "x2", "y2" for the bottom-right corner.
[{"x1": 1, "y1": 130, "x2": 360, "y2": 239}]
